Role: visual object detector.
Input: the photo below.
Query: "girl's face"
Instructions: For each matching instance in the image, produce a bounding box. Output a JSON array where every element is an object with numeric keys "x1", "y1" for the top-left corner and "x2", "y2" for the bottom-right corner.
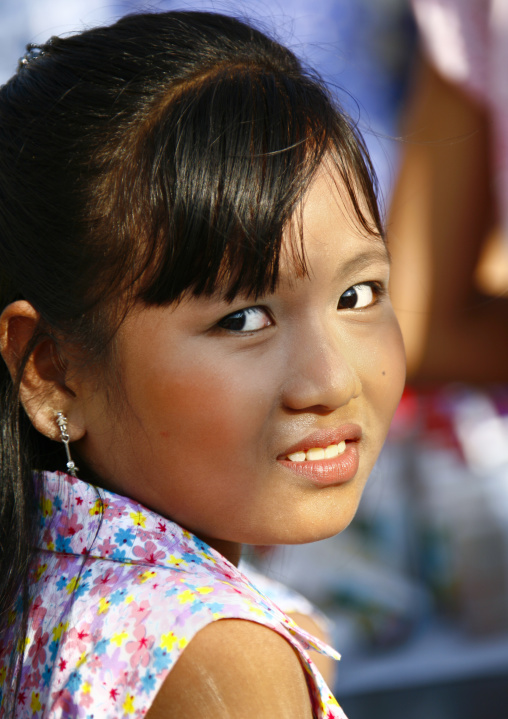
[{"x1": 75, "y1": 166, "x2": 405, "y2": 562}]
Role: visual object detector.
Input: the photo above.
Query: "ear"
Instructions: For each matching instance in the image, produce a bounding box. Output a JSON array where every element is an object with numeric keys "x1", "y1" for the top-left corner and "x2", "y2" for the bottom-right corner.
[{"x1": 0, "y1": 300, "x2": 85, "y2": 442}]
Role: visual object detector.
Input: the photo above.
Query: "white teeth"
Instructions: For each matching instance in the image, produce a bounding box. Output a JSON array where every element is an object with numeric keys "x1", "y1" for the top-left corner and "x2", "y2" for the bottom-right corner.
[
  {"x1": 286, "y1": 441, "x2": 347, "y2": 462},
  {"x1": 306, "y1": 447, "x2": 325, "y2": 460},
  {"x1": 287, "y1": 451, "x2": 306, "y2": 462}
]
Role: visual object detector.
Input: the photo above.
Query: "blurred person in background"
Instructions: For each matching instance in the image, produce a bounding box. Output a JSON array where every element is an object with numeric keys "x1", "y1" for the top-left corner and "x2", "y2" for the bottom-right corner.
[{"x1": 389, "y1": 0, "x2": 508, "y2": 383}]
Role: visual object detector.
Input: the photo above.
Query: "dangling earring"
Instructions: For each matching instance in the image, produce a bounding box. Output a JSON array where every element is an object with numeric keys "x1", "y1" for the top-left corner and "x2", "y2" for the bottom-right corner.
[{"x1": 56, "y1": 412, "x2": 79, "y2": 477}]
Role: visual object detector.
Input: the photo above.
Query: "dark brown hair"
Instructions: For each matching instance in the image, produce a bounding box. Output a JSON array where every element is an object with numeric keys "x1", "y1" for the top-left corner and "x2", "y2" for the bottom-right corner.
[{"x1": 0, "y1": 10, "x2": 381, "y2": 711}]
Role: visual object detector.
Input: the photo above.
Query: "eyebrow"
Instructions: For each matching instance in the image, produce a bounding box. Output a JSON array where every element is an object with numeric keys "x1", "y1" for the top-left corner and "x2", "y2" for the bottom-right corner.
[{"x1": 336, "y1": 244, "x2": 390, "y2": 279}]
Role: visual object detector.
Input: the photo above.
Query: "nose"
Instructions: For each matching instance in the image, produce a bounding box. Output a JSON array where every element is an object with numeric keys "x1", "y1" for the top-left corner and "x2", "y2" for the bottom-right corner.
[{"x1": 281, "y1": 320, "x2": 361, "y2": 413}]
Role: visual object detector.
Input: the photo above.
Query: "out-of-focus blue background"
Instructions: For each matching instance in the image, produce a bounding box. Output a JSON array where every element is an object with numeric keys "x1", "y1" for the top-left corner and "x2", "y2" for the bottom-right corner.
[
  {"x1": 0, "y1": 0, "x2": 415, "y2": 203},
  {"x1": 3, "y1": 3, "x2": 508, "y2": 717}
]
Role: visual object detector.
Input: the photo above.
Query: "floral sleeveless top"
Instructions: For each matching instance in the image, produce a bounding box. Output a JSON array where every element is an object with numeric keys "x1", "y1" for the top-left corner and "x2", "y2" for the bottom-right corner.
[{"x1": 0, "y1": 472, "x2": 347, "y2": 718}]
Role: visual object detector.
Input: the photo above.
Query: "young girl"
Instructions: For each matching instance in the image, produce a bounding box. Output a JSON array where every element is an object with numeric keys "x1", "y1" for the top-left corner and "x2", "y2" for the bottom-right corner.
[{"x1": 0, "y1": 11, "x2": 405, "y2": 718}]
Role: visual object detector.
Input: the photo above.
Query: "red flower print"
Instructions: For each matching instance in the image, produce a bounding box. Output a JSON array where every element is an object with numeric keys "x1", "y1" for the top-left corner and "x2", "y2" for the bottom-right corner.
[
  {"x1": 137, "y1": 529, "x2": 156, "y2": 542},
  {"x1": 90, "y1": 570, "x2": 118, "y2": 597},
  {"x1": 125, "y1": 625, "x2": 155, "y2": 668},
  {"x1": 25, "y1": 667, "x2": 41, "y2": 690},
  {"x1": 30, "y1": 597, "x2": 47, "y2": 631},
  {"x1": 51, "y1": 688, "x2": 77, "y2": 716},
  {"x1": 132, "y1": 540, "x2": 166, "y2": 565},
  {"x1": 28, "y1": 627, "x2": 49, "y2": 669},
  {"x1": 88, "y1": 654, "x2": 102, "y2": 672},
  {"x1": 96, "y1": 537, "x2": 118, "y2": 557},
  {"x1": 157, "y1": 521, "x2": 167, "y2": 533},
  {"x1": 42, "y1": 528, "x2": 53, "y2": 544},
  {"x1": 80, "y1": 691, "x2": 93, "y2": 708},
  {"x1": 17, "y1": 692, "x2": 26, "y2": 705},
  {"x1": 65, "y1": 623, "x2": 91, "y2": 653},
  {"x1": 58, "y1": 658, "x2": 67, "y2": 672},
  {"x1": 54, "y1": 555, "x2": 72, "y2": 572},
  {"x1": 103, "y1": 502, "x2": 126, "y2": 520},
  {"x1": 59, "y1": 512, "x2": 84, "y2": 537},
  {"x1": 109, "y1": 688, "x2": 119, "y2": 701},
  {"x1": 128, "y1": 600, "x2": 150, "y2": 623}
]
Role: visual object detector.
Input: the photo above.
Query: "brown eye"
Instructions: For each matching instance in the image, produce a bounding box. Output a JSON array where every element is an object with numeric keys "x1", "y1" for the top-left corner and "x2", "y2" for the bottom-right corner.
[
  {"x1": 338, "y1": 283, "x2": 375, "y2": 310},
  {"x1": 217, "y1": 307, "x2": 272, "y2": 332}
]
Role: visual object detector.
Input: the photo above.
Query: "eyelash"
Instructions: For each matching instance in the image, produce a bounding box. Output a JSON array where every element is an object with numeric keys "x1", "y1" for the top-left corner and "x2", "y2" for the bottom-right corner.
[
  {"x1": 217, "y1": 306, "x2": 272, "y2": 333},
  {"x1": 217, "y1": 282, "x2": 385, "y2": 333},
  {"x1": 337, "y1": 281, "x2": 385, "y2": 310}
]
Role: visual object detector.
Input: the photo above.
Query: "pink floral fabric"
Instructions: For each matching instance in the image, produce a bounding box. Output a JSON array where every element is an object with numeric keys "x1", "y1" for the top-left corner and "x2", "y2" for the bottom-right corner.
[{"x1": 0, "y1": 471, "x2": 346, "y2": 718}]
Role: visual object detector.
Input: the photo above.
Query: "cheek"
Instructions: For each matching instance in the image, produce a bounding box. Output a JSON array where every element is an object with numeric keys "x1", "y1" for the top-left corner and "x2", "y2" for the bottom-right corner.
[
  {"x1": 130, "y1": 354, "x2": 274, "y2": 457},
  {"x1": 359, "y1": 318, "x2": 406, "y2": 420}
]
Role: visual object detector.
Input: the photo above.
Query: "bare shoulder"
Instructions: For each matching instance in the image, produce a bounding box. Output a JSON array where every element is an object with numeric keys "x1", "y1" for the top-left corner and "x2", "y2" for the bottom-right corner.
[{"x1": 145, "y1": 619, "x2": 313, "y2": 719}]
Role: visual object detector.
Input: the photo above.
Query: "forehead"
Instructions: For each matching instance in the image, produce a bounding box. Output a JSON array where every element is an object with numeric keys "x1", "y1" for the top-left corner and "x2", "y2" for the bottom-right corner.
[{"x1": 282, "y1": 164, "x2": 388, "y2": 272}]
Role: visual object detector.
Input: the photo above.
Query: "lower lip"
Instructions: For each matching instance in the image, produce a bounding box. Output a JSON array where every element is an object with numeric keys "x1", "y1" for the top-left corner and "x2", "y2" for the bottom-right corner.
[{"x1": 277, "y1": 442, "x2": 360, "y2": 486}]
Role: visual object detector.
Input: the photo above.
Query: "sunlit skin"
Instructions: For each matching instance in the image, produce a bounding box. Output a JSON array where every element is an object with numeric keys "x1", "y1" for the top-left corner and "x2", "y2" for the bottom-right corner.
[{"x1": 74, "y1": 166, "x2": 406, "y2": 565}]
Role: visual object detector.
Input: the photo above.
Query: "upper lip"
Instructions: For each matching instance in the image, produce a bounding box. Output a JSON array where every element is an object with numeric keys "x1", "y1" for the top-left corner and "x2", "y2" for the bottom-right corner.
[{"x1": 278, "y1": 423, "x2": 363, "y2": 458}]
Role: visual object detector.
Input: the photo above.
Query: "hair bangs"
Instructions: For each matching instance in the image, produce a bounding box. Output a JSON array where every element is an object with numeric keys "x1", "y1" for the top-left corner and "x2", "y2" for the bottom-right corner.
[{"x1": 125, "y1": 64, "x2": 379, "y2": 306}]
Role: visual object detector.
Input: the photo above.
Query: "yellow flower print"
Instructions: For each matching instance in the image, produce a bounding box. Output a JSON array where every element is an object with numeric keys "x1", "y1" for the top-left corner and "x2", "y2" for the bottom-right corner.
[
  {"x1": 123, "y1": 694, "x2": 135, "y2": 714},
  {"x1": 34, "y1": 563, "x2": 48, "y2": 582},
  {"x1": 89, "y1": 498, "x2": 102, "y2": 516},
  {"x1": 30, "y1": 691, "x2": 42, "y2": 712},
  {"x1": 196, "y1": 586, "x2": 213, "y2": 595},
  {"x1": 17, "y1": 636, "x2": 30, "y2": 653},
  {"x1": 160, "y1": 632, "x2": 177, "y2": 651},
  {"x1": 168, "y1": 554, "x2": 187, "y2": 567},
  {"x1": 66, "y1": 577, "x2": 80, "y2": 595},
  {"x1": 98, "y1": 597, "x2": 110, "y2": 614},
  {"x1": 129, "y1": 511, "x2": 146, "y2": 527},
  {"x1": 178, "y1": 589, "x2": 196, "y2": 604},
  {"x1": 52, "y1": 622, "x2": 69, "y2": 641},
  {"x1": 138, "y1": 570, "x2": 156, "y2": 584},
  {"x1": 111, "y1": 632, "x2": 129, "y2": 647}
]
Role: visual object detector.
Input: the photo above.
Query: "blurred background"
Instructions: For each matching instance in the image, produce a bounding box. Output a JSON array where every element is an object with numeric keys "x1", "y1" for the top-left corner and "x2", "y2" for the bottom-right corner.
[{"x1": 3, "y1": 1, "x2": 508, "y2": 717}]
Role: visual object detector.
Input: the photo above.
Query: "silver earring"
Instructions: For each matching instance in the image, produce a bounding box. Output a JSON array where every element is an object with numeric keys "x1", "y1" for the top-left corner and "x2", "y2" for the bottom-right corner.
[{"x1": 56, "y1": 412, "x2": 79, "y2": 477}]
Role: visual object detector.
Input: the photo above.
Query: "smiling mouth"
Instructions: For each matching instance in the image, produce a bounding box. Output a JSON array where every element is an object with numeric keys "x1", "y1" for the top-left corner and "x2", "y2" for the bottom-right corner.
[{"x1": 286, "y1": 441, "x2": 346, "y2": 462}]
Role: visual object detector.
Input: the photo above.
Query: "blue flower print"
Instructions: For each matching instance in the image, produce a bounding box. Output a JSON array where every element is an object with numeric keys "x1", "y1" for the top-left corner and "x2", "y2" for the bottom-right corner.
[
  {"x1": 53, "y1": 495, "x2": 63, "y2": 511},
  {"x1": 114, "y1": 528, "x2": 136, "y2": 547},
  {"x1": 111, "y1": 548, "x2": 127, "y2": 561},
  {"x1": 141, "y1": 671, "x2": 157, "y2": 694},
  {"x1": 42, "y1": 664, "x2": 53, "y2": 685},
  {"x1": 153, "y1": 647, "x2": 171, "y2": 673},
  {"x1": 55, "y1": 535, "x2": 72, "y2": 553},
  {"x1": 193, "y1": 537, "x2": 210, "y2": 554},
  {"x1": 49, "y1": 640, "x2": 59, "y2": 663},
  {"x1": 95, "y1": 638, "x2": 109, "y2": 656},
  {"x1": 110, "y1": 588, "x2": 128, "y2": 605},
  {"x1": 164, "y1": 586, "x2": 180, "y2": 599},
  {"x1": 56, "y1": 575, "x2": 67, "y2": 591},
  {"x1": 74, "y1": 581, "x2": 89, "y2": 599},
  {"x1": 67, "y1": 670, "x2": 82, "y2": 693}
]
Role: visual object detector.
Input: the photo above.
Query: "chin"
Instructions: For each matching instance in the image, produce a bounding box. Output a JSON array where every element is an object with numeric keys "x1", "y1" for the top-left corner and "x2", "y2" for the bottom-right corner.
[{"x1": 249, "y1": 511, "x2": 358, "y2": 547}]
